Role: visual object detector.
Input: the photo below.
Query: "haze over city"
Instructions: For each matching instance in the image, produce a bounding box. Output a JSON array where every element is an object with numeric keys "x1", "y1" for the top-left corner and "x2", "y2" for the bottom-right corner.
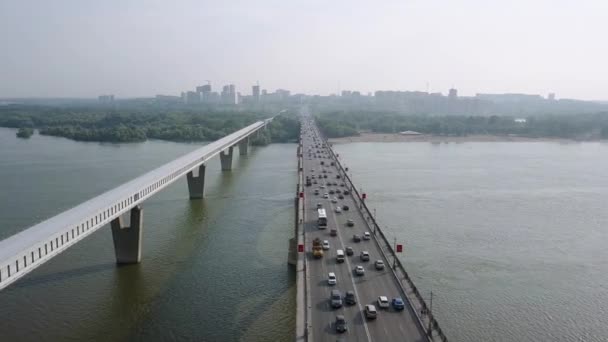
[{"x1": 1, "y1": 0, "x2": 607, "y2": 100}]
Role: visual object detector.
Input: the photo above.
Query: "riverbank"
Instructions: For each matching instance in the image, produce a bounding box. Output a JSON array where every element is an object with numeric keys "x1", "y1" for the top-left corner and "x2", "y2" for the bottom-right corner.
[{"x1": 328, "y1": 133, "x2": 601, "y2": 144}]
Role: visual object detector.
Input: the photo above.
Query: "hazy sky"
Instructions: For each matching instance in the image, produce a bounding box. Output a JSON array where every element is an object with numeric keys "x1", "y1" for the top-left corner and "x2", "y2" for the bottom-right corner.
[{"x1": 1, "y1": 0, "x2": 607, "y2": 100}]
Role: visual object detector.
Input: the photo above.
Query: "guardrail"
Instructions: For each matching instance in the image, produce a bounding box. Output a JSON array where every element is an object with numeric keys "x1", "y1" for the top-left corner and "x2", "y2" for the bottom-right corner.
[{"x1": 319, "y1": 129, "x2": 449, "y2": 342}]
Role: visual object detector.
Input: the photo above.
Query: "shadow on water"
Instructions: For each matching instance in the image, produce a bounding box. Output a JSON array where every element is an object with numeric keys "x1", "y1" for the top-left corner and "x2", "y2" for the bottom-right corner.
[{"x1": 6, "y1": 262, "x2": 116, "y2": 291}]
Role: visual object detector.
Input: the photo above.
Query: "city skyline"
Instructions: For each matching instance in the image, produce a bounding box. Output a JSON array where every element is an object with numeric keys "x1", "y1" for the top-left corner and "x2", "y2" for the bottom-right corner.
[{"x1": 1, "y1": 0, "x2": 607, "y2": 101}]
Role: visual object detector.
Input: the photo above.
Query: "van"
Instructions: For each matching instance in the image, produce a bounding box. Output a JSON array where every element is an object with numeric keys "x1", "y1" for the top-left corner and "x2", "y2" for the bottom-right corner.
[{"x1": 336, "y1": 249, "x2": 345, "y2": 263}]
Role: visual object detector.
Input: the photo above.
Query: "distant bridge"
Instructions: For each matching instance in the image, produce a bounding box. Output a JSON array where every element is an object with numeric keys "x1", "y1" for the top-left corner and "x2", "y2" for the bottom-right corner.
[{"x1": 0, "y1": 117, "x2": 274, "y2": 291}]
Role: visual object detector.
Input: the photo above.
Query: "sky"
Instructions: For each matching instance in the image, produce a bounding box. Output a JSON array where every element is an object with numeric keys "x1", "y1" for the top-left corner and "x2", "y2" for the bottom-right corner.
[{"x1": 1, "y1": 0, "x2": 607, "y2": 100}]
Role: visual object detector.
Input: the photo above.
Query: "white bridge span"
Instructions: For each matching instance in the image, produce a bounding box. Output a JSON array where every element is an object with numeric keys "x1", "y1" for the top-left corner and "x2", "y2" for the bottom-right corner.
[{"x1": 0, "y1": 118, "x2": 274, "y2": 291}]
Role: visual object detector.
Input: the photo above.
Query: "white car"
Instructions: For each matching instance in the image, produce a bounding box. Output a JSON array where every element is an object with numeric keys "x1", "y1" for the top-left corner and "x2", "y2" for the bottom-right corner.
[
  {"x1": 377, "y1": 296, "x2": 390, "y2": 309},
  {"x1": 355, "y1": 265, "x2": 365, "y2": 276},
  {"x1": 322, "y1": 240, "x2": 330, "y2": 250},
  {"x1": 335, "y1": 206, "x2": 342, "y2": 213},
  {"x1": 331, "y1": 197, "x2": 338, "y2": 203},
  {"x1": 363, "y1": 232, "x2": 371, "y2": 240},
  {"x1": 328, "y1": 272, "x2": 337, "y2": 285}
]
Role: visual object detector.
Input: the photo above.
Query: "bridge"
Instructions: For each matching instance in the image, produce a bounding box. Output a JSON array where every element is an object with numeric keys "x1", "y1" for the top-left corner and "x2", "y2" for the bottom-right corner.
[
  {"x1": 293, "y1": 112, "x2": 448, "y2": 341},
  {"x1": 0, "y1": 117, "x2": 274, "y2": 291}
]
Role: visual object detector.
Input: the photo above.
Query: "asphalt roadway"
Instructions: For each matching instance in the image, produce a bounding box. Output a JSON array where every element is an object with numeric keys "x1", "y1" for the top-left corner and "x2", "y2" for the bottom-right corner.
[{"x1": 301, "y1": 118, "x2": 428, "y2": 342}]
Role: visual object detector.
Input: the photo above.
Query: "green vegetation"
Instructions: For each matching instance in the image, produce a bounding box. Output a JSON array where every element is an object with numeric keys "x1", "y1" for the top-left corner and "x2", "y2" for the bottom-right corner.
[
  {"x1": 16, "y1": 127, "x2": 34, "y2": 138},
  {"x1": 316, "y1": 111, "x2": 608, "y2": 140},
  {"x1": 0, "y1": 105, "x2": 300, "y2": 143}
]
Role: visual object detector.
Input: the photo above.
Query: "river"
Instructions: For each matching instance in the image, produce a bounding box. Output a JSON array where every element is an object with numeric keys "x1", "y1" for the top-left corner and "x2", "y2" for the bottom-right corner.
[
  {"x1": 333, "y1": 141, "x2": 608, "y2": 342},
  {"x1": 2, "y1": 127, "x2": 607, "y2": 341},
  {"x1": 0, "y1": 127, "x2": 296, "y2": 341}
]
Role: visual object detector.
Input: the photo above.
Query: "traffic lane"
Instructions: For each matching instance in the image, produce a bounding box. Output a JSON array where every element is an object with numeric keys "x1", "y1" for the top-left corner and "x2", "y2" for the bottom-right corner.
[
  {"x1": 303, "y1": 157, "x2": 371, "y2": 340},
  {"x1": 305, "y1": 198, "x2": 369, "y2": 341},
  {"x1": 326, "y1": 168, "x2": 428, "y2": 340}
]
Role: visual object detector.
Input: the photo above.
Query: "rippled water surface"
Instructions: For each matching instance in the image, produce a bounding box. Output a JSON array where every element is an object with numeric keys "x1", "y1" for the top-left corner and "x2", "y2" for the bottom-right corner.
[
  {"x1": 334, "y1": 141, "x2": 608, "y2": 342},
  {"x1": 0, "y1": 128, "x2": 296, "y2": 342}
]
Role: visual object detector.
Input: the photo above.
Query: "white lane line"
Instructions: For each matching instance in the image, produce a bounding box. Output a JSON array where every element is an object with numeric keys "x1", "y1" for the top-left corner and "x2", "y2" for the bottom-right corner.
[{"x1": 330, "y1": 202, "x2": 373, "y2": 342}]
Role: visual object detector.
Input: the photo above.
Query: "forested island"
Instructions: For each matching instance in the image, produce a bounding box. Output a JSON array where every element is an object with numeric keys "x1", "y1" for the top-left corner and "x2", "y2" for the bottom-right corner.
[
  {"x1": 0, "y1": 105, "x2": 299, "y2": 144},
  {"x1": 16, "y1": 127, "x2": 34, "y2": 138},
  {"x1": 316, "y1": 111, "x2": 608, "y2": 140}
]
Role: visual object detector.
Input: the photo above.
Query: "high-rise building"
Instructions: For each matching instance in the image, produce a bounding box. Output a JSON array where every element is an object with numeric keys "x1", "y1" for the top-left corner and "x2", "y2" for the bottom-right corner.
[
  {"x1": 448, "y1": 88, "x2": 458, "y2": 99},
  {"x1": 252, "y1": 84, "x2": 261, "y2": 102},
  {"x1": 221, "y1": 84, "x2": 237, "y2": 104}
]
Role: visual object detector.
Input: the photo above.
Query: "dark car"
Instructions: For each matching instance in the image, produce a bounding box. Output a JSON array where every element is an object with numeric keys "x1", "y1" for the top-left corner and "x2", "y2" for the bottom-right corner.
[
  {"x1": 342, "y1": 205, "x2": 350, "y2": 211},
  {"x1": 343, "y1": 190, "x2": 350, "y2": 195},
  {"x1": 347, "y1": 219, "x2": 354, "y2": 227},
  {"x1": 392, "y1": 297, "x2": 405, "y2": 311},
  {"x1": 323, "y1": 175, "x2": 328, "y2": 178},
  {"x1": 353, "y1": 234, "x2": 361, "y2": 242},
  {"x1": 338, "y1": 195, "x2": 344, "y2": 200},
  {"x1": 335, "y1": 315, "x2": 347, "y2": 333},
  {"x1": 329, "y1": 190, "x2": 335, "y2": 194},
  {"x1": 345, "y1": 291, "x2": 357, "y2": 305},
  {"x1": 345, "y1": 246, "x2": 354, "y2": 256}
]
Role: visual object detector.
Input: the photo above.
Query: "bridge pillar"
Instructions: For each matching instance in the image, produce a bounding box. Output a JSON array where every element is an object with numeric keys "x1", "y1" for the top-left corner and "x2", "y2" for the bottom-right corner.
[
  {"x1": 111, "y1": 206, "x2": 143, "y2": 264},
  {"x1": 238, "y1": 137, "x2": 249, "y2": 156},
  {"x1": 187, "y1": 164, "x2": 206, "y2": 199},
  {"x1": 220, "y1": 146, "x2": 234, "y2": 171}
]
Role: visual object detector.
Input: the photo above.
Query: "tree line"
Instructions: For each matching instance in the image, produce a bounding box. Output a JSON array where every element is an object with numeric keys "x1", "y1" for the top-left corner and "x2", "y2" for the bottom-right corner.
[
  {"x1": 0, "y1": 105, "x2": 300, "y2": 143},
  {"x1": 316, "y1": 110, "x2": 608, "y2": 140}
]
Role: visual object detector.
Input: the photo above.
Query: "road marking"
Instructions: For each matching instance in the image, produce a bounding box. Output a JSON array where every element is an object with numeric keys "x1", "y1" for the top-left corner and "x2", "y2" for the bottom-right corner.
[{"x1": 330, "y1": 202, "x2": 373, "y2": 342}]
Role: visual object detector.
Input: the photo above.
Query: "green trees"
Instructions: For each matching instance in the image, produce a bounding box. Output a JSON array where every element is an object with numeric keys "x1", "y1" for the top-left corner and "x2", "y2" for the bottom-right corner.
[
  {"x1": 316, "y1": 110, "x2": 608, "y2": 139},
  {"x1": 16, "y1": 127, "x2": 34, "y2": 138},
  {"x1": 0, "y1": 105, "x2": 300, "y2": 143}
]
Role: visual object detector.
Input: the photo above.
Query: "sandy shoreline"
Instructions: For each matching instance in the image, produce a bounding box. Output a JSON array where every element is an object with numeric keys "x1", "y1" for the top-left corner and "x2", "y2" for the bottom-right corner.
[{"x1": 327, "y1": 133, "x2": 603, "y2": 144}]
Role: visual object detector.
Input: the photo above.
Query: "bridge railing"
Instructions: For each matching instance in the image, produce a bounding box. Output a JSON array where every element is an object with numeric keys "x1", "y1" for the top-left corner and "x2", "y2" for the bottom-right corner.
[{"x1": 319, "y1": 130, "x2": 448, "y2": 342}]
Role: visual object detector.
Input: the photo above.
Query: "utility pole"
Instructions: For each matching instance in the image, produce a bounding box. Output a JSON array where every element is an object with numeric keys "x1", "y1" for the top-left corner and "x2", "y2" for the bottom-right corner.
[{"x1": 427, "y1": 290, "x2": 434, "y2": 333}]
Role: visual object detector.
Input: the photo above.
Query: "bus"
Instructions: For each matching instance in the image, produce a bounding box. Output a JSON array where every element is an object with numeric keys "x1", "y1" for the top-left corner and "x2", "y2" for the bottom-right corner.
[{"x1": 317, "y1": 208, "x2": 328, "y2": 229}]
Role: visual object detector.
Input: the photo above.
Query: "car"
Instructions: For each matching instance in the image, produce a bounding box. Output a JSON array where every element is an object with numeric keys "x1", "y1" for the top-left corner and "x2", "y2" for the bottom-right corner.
[
  {"x1": 317, "y1": 203, "x2": 323, "y2": 208},
  {"x1": 335, "y1": 189, "x2": 341, "y2": 194},
  {"x1": 338, "y1": 194, "x2": 344, "y2": 199},
  {"x1": 336, "y1": 175, "x2": 341, "y2": 179},
  {"x1": 330, "y1": 289, "x2": 343, "y2": 308},
  {"x1": 329, "y1": 190, "x2": 335, "y2": 194},
  {"x1": 364, "y1": 305, "x2": 377, "y2": 319},
  {"x1": 355, "y1": 265, "x2": 365, "y2": 276},
  {"x1": 343, "y1": 190, "x2": 350, "y2": 195},
  {"x1": 335, "y1": 315, "x2": 347, "y2": 333},
  {"x1": 322, "y1": 170, "x2": 327, "y2": 173},
  {"x1": 314, "y1": 190, "x2": 319, "y2": 195},
  {"x1": 322, "y1": 240, "x2": 330, "y2": 250},
  {"x1": 323, "y1": 175, "x2": 328, "y2": 178},
  {"x1": 328, "y1": 272, "x2": 337, "y2": 285},
  {"x1": 392, "y1": 297, "x2": 405, "y2": 311},
  {"x1": 313, "y1": 180, "x2": 318, "y2": 184},
  {"x1": 345, "y1": 291, "x2": 356, "y2": 305},
  {"x1": 378, "y1": 296, "x2": 390, "y2": 309},
  {"x1": 363, "y1": 232, "x2": 371, "y2": 240},
  {"x1": 375, "y1": 260, "x2": 385, "y2": 270},
  {"x1": 360, "y1": 251, "x2": 370, "y2": 261},
  {"x1": 345, "y1": 247, "x2": 354, "y2": 256},
  {"x1": 342, "y1": 205, "x2": 349, "y2": 211},
  {"x1": 330, "y1": 197, "x2": 337, "y2": 203},
  {"x1": 323, "y1": 193, "x2": 329, "y2": 199},
  {"x1": 340, "y1": 183, "x2": 345, "y2": 187},
  {"x1": 353, "y1": 234, "x2": 361, "y2": 242},
  {"x1": 335, "y1": 206, "x2": 342, "y2": 213},
  {"x1": 320, "y1": 185, "x2": 326, "y2": 189},
  {"x1": 347, "y1": 219, "x2": 354, "y2": 227}
]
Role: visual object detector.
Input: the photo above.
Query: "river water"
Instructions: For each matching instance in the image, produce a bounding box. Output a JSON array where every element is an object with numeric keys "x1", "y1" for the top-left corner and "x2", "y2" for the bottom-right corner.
[
  {"x1": 2, "y1": 127, "x2": 607, "y2": 341},
  {"x1": 0, "y1": 128, "x2": 296, "y2": 341},
  {"x1": 333, "y1": 141, "x2": 608, "y2": 342}
]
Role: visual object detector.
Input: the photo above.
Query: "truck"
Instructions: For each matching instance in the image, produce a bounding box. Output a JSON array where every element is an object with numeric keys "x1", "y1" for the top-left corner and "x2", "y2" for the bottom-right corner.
[{"x1": 312, "y1": 237, "x2": 324, "y2": 258}]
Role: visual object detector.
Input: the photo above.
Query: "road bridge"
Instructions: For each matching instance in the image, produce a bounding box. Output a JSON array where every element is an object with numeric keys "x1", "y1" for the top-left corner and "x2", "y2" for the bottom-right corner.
[
  {"x1": 294, "y1": 113, "x2": 448, "y2": 341},
  {"x1": 0, "y1": 118, "x2": 274, "y2": 291}
]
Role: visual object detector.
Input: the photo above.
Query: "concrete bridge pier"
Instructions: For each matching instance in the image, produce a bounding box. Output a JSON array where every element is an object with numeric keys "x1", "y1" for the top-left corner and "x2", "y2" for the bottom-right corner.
[
  {"x1": 187, "y1": 164, "x2": 206, "y2": 199},
  {"x1": 239, "y1": 137, "x2": 249, "y2": 156},
  {"x1": 220, "y1": 147, "x2": 234, "y2": 171},
  {"x1": 111, "y1": 206, "x2": 143, "y2": 264}
]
